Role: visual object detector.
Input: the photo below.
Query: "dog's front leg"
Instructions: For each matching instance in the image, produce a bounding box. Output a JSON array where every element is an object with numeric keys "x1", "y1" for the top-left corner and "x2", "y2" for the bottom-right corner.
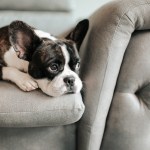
[
  {"x1": 2, "y1": 67, "x2": 38, "y2": 91},
  {"x1": 16, "y1": 59, "x2": 29, "y2": 73},
  {"x1": 4, "y1": 47, "x2": 29, "y2": 73}
]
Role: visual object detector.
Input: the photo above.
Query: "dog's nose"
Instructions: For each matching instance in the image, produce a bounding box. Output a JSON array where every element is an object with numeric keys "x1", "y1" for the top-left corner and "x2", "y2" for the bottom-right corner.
[{"x1": 64, "y1": 76, "x2": 75, "y2": 87}]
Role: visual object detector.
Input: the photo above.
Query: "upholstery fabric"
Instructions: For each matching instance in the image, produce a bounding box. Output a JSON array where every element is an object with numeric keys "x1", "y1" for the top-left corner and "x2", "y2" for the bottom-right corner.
[
  {"x1": 0, "y1": 0, "x2": 76, "y2": 11},
  {"x1": 0, "y1": 81, "x2": 84, "y2": 127},
  {"x1": 101, "y1": 30, "x2": 150, "y2": 150},
  {"x1": 0, "y1": 125, "x2": 76, "y2": 150},
  {"x1": 77, "y1": 0, "x2": 150, "y2": 149}
]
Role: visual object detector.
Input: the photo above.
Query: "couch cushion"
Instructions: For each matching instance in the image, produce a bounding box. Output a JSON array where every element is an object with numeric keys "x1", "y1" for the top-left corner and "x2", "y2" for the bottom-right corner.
[
  {"x1": 0, "y1": 0, "x2": 76, "y2": 11},
  {"x1": 0, "y1": 125, "x2": 76, "y2": 150},
  {"x1": 0, "y1": 81, "x2": 84, "y2": 127}
]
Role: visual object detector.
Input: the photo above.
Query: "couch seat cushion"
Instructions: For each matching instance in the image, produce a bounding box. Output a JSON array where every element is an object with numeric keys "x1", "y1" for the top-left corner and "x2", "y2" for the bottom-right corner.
[
  {"x1": 0, "y1": 81, "x2": 84, "y2": 127},
  {"x1": 0, "y1": 0, "x2": 76, "y2": 11}
]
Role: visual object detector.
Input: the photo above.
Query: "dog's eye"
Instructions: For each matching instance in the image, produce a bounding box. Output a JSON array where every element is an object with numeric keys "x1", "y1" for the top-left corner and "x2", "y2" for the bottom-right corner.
[
  {"x1": 75, "y1": 62, "x2": 80, "y2": 70},
  {"x1": 49, "y1": 63, "x2": 59, "y2": 72}
]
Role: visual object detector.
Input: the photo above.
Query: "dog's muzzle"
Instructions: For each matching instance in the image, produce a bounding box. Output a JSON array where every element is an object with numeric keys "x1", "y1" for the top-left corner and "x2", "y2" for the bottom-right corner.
[{"x1": 37, "y1": 74, "x2": 82, "y2": 97}]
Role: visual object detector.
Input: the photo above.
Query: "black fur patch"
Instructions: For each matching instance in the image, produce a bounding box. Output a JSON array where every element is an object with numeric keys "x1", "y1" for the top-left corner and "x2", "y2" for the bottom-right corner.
[
  {"x1": 28, "y1": 39, "x2": 65, "y2": 80},
  {"x1": 66, "y1": 19, "x2": 89, "y2": 49},
  {"x1": 64, "y1": 40, "x2": 80, "y2": 72}
]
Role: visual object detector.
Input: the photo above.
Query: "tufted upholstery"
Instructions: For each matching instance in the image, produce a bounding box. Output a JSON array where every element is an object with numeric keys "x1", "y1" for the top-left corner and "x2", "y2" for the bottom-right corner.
[
  {"x1": 101, "y1": 30, "x2": 150, "y2": 150},
  {"x1": 77, "y1": 0, "x2": 150, "y2": 149}
]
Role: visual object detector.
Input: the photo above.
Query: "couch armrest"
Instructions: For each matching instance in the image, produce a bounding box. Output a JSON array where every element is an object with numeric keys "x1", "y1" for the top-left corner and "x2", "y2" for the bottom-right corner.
[
  {"x1": 78, "y1": 0, "x2": 150, "y2": 150},
  {"x1": 0, "y1": 81, "x2": 85, "y2": 127}
]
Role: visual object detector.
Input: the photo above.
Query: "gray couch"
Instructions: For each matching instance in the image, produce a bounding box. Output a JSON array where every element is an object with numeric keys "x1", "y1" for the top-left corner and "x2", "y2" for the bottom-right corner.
[
  {"x1": 1, "y1": 0, "x2": 150, "y2": 150},
  {"x1": 79, "y1": 0, "x2": 150, "y2": 149}
]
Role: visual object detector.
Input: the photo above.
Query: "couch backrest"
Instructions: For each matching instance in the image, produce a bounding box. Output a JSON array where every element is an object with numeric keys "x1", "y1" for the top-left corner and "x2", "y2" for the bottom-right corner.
[{"x1": 0, "y1": 0, "x2": 76, "y2": 11}]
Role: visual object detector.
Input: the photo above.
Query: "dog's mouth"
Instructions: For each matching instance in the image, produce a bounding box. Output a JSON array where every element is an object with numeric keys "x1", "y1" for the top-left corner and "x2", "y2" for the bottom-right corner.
[
  {"x1": 66, "y1": 86, "x2": 76, "y2": 94},
  {"x1": 60, "y1": 84, "x2": 82, "y2": 96},
  {"x1": 66, "y1": 79, "x2": 83, "y2": 95},
  {"x1": 44, "y1": 77, "x2": 83, "y2": 97}
]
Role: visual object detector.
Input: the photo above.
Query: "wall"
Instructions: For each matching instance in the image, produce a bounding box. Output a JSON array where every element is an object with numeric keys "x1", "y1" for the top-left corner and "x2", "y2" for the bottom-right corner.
[{"x1": 75, "y1": 0, "x2": 111, "y2": 19}]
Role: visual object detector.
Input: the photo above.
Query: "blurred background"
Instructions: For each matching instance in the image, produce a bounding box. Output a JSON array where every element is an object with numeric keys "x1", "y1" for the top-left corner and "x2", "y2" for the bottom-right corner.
[
  {"x1": 76, "y1": 0, "x2": 110, "y2": 19},
  {"x1": 0, "y1": 0, "x2": 111, "y2": 35}
]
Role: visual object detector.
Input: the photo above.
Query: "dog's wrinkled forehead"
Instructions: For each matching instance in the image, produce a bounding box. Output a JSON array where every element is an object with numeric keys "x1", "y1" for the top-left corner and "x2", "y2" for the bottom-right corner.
[{"x1": 37, "y1": 38, "x2": 80, "y2": 66}]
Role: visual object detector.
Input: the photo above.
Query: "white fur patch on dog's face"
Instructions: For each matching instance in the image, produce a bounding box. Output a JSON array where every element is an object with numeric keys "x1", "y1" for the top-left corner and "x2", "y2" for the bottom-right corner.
[
  {"x1": 37, "y1": 44, "x2": 82, "y2": 97},
  {"x1": 34, "y1": 30, "x2": 57, "y2": 41}
]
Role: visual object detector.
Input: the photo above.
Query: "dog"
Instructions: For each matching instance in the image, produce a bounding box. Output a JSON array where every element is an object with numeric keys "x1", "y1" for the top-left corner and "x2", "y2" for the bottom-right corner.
[{"x1": 0, "y1": 19, "x2": 89, "y2": 97}]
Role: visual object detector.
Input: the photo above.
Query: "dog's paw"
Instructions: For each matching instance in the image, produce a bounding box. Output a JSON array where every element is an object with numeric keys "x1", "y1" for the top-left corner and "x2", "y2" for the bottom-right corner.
[{"x1": 14, "y1": 72, "x2": 38, "y2": 92}]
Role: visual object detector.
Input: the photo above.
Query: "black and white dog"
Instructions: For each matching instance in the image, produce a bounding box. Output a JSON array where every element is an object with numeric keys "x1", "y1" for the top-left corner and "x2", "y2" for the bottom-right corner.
[{"x1": 0, "y1": 19, "x2": 89, "y2": 97}]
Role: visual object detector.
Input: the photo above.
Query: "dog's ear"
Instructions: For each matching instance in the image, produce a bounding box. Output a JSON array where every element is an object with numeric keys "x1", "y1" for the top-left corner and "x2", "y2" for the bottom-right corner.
[
  {"x1": 9, "y1": 20, "x2": 42, "y2": 60},
  {"x1": 66, "y1": 19, "x2": 89, "y2": 50}
]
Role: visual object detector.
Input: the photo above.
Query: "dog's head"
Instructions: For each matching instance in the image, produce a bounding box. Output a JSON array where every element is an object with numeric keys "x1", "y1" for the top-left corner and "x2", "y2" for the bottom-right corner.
[{"x1": 9, "y1": 20, "x2": 89, "y2": 96}]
